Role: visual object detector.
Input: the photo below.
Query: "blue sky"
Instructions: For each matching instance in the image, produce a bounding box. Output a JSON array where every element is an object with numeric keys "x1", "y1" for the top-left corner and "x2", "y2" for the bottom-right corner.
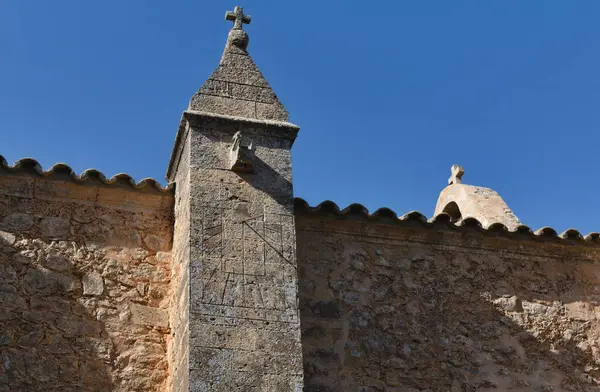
[{"x1": 1, "y1": 1, "x2": 600, "y2": 233}]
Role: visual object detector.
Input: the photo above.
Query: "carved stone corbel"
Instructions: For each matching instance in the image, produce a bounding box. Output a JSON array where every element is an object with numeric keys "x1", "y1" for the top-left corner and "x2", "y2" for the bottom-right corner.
[{"x1": 229, "y1": 131, "x2": 254, "y2": 173}]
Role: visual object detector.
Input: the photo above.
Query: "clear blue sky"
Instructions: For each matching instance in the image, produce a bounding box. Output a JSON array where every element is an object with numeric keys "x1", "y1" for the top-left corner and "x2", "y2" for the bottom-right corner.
[{"x1": 1, "y1": 1, "x2": 600, "y2": 233}]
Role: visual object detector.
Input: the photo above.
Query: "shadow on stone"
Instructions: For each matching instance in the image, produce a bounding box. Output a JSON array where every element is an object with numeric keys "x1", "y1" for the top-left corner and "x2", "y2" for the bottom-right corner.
[
  {"x1": 0, "y1": 232, "x2": 114, "y2": 391},
  {"x1": 0, "y1": 200, "x2": 172, "y2": 392},
  {"x1": 239, "y1": 153, "x2": 293, "y2": 207},
  {"x1": 297, "y1": 224, "x2": 600, "y2": 391}
]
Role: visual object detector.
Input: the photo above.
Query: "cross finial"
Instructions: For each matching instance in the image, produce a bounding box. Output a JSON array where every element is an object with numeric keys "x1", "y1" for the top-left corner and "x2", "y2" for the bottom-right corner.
[
  {"x1": 225, "y1": 6, "x2": 251, "y2": 30},
  {"x1": 448, "y1": 164, "x2": 465, "y2": 185}
]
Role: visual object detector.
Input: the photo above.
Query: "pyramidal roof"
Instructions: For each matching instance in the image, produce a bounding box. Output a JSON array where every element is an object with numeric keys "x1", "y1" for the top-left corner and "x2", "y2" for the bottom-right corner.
[{"x1": 189, "y1": 6, "x2": 288, "y2": 122}]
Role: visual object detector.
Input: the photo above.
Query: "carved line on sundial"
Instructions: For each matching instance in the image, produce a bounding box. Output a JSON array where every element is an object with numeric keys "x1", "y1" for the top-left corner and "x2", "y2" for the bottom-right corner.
[
  {"x1": 240, "y1": 215, "x2": 266, "y2": 276},
  {"x1": 242, "y1": 217, "x2": 296, "y2": 270}
]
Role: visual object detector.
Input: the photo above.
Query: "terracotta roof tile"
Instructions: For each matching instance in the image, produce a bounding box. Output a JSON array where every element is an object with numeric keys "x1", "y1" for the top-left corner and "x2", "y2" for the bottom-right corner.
[
  {"x1": 294, "y1": 198, "x2": 599, "y2": 245},
  {"x1": 0, "y1": 155, "x2": 173, "y2": 194}
]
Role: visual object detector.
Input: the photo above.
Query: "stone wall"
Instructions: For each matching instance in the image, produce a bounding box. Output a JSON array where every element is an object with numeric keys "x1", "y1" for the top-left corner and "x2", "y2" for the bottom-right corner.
[
  {"x1": 0, "y1": 174, "x2": 174, "y2": 391},
  {"x1": 297, "y1": 213, "x2": 600, "y2": 391},
  {"x1": 169, "y1": 132, "x2": 192, "y2": 392}
]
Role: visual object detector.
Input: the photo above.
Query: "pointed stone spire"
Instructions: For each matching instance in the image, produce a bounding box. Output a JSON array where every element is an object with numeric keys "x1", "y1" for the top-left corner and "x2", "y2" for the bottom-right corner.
[
  {"x1": 167, "y1": 9, "x2": 302, "y2": 391},
  {"x1": 189, "y1": 6, "x2": 289, "y2": 121}
]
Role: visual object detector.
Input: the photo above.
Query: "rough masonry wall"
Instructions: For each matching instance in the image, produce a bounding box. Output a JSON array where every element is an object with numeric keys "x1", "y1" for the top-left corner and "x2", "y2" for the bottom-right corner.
[
  {"x1": 297, "y1": 215, "x2": 600, "y2": 391},
  {"x1": 0, "y1": 175, "x2": 174, "y2": 391}
]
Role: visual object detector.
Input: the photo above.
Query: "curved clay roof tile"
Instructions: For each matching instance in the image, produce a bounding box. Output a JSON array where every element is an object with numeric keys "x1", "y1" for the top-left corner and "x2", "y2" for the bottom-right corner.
[
  {"x1": 584, "y1": 233, "x2": 600, "y2": 242},
  {"x1": 560, "y1": 229, "x2": 584, "y2": 241},
  {"x1": 399, "y1": 211, "x2": 428, "y2": 224},
  {"x1": 371, "y1": 208, "x2": 399, "y2": 221},
  {"x1": 342, "y1": 203, "x2": 370, "y2": 217},
  {"x1": 428, "y1": 212, "x2": 453, "y2": 225},
  {"x1": 0, "y1": 155, "x2": 173, "y2": 194},
  {"x1": 535, "y1": 227, "x2": 559, "y2": 238},
  {"x1": 486, "y1": 222, "x2": 510, "y2": 233},
  {"x1": 293, "y1": 198, "x2": 598, "y2": 246}
]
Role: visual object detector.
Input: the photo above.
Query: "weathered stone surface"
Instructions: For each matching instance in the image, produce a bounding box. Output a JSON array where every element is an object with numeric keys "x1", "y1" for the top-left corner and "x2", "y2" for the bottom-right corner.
[
  {"x1": 209, "y1": 52, "x2": 269, "y2": 87},
  {"x1": 1, "y1": 213, "x2": 33, "y2": 232},
  {"x1": 0, "y1": 230, "x2": 16, "y2": 245},
  {"x1": 131, "y1": 303, "x2": 169, "y2": 327},
  {"x1": 0, "y1": 181, "x2": 173, "y2": 392},
  {"x1": 296, "y1": 215, "x2": 600, "y2": 391},
  {"x1": 23, "y1": 267, "x2": 80, "y2": 293},
  {"x1": 0, "y1": 328, "x2": 13, "y2": 346},
  {"x1": 82, "y1": 271, "x2": 104, "y2": 296},
  {"x1": 143, "y1": 234, "x2": 168, "y2": 252},
  {"x1": 493, "y1": 295, "x2": 523, "y2": 312},
  {"x1": 190, "y1": 94, "x2": 257, "y2": 119},
  {"x1": 40, "y1": 217, "x2": 70, "y2": 239},
  {"x1": 17, "y1": 326, "x2": 45, "y2": 347},
  {"x1": 256, "y1": 101, "x2": 289, "y2": 121},
  {"x1": 44, "y1": 253, "x2": 72, "y2": 272}
]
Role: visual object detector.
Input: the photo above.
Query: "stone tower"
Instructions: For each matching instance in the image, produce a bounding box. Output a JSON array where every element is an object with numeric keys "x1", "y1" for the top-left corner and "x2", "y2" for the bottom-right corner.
[{"x1": 166, "y1": 6, "x2": 303, "y2": 392}]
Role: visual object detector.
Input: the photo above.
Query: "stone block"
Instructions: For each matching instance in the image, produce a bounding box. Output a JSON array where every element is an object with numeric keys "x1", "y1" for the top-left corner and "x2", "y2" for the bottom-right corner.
[
  {"x1": 131, "y1": 303, "x2": 169, "y2": 327},
  {"x1": 228, "y1": 83, "x2": 276, "y2": 104},
  {"x1": 45, "y1": 253, "x2": 72, "y2": 272},
  {"x1": 0, "y1": 230, "x2": 16, "y2": 246},
  {"x1": 23, "y1": 267, "x2": 80, "y2": 294},
  {"x1": 190, "y1": 323, "x2": 258, "y2": 350},
  {"x1": 144, "y1": 234, "x2": 169, "y2": 252},
  {"x1": 565, "y1": 301, "x2": 598, "y2": 321},
  {"x1": 34, "y1": 180, "x2": 97, "y2": 202},
  {"x1": 40, "y1": 217, "x2": 70, "y2": 239},
  {"x1": 256, "y1": 102, "x2": 288, "y2": 121},
  {"x1": 30, "y1": 296, "x2": 70, "y2": 314},
  {"x1": 1, "y1": 213, "x2": 33, "y2": 233},
  {"x1": 190, "y1": 94, "x2": 257, "y2": 119},
  {"x1": 209, "y1": 52, "x2": 270, "y2": 87},
  {"x1": 0, "y1": 176, "x2": 33, "y2": 198},
  {"x1": 118, "y1": 191, "x2": 164, "y2": 211},
  {"x1": 17, "y1": 326, "x2": 45, "y2": 347},
  {"x1": 199, "y1": 79, "x2": 230, "y2": 96},
  {"x1": 56, "y1": 317, "x2": 102, "y2": 338},
  {"x1": 493, "y1": 296, "x2": 523, "y2": 313},
  {"x1": 96, "y1": 188, "x2": 127, "y2": 206},
  {"x1": 82, "y1": 271, "x2": 104, "y2": 296}
]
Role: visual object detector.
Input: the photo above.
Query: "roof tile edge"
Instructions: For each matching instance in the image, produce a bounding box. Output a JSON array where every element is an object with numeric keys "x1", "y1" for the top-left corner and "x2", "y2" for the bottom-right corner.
[
  {"x1": 293, "y1": 198, "x2": 600, "y2": 245},
  {"x1": 0, "y1": 155, "x2": 174, "y2": 194}
]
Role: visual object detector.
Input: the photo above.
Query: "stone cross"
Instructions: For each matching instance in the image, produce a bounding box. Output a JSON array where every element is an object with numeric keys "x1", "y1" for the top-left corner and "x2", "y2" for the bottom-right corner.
[
  {"x1": 225, "y1": 6, "x2": 251, "y2": 30},
  {"x1": 448, "y1": 164, "x2": 464, "y2": 185}
]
